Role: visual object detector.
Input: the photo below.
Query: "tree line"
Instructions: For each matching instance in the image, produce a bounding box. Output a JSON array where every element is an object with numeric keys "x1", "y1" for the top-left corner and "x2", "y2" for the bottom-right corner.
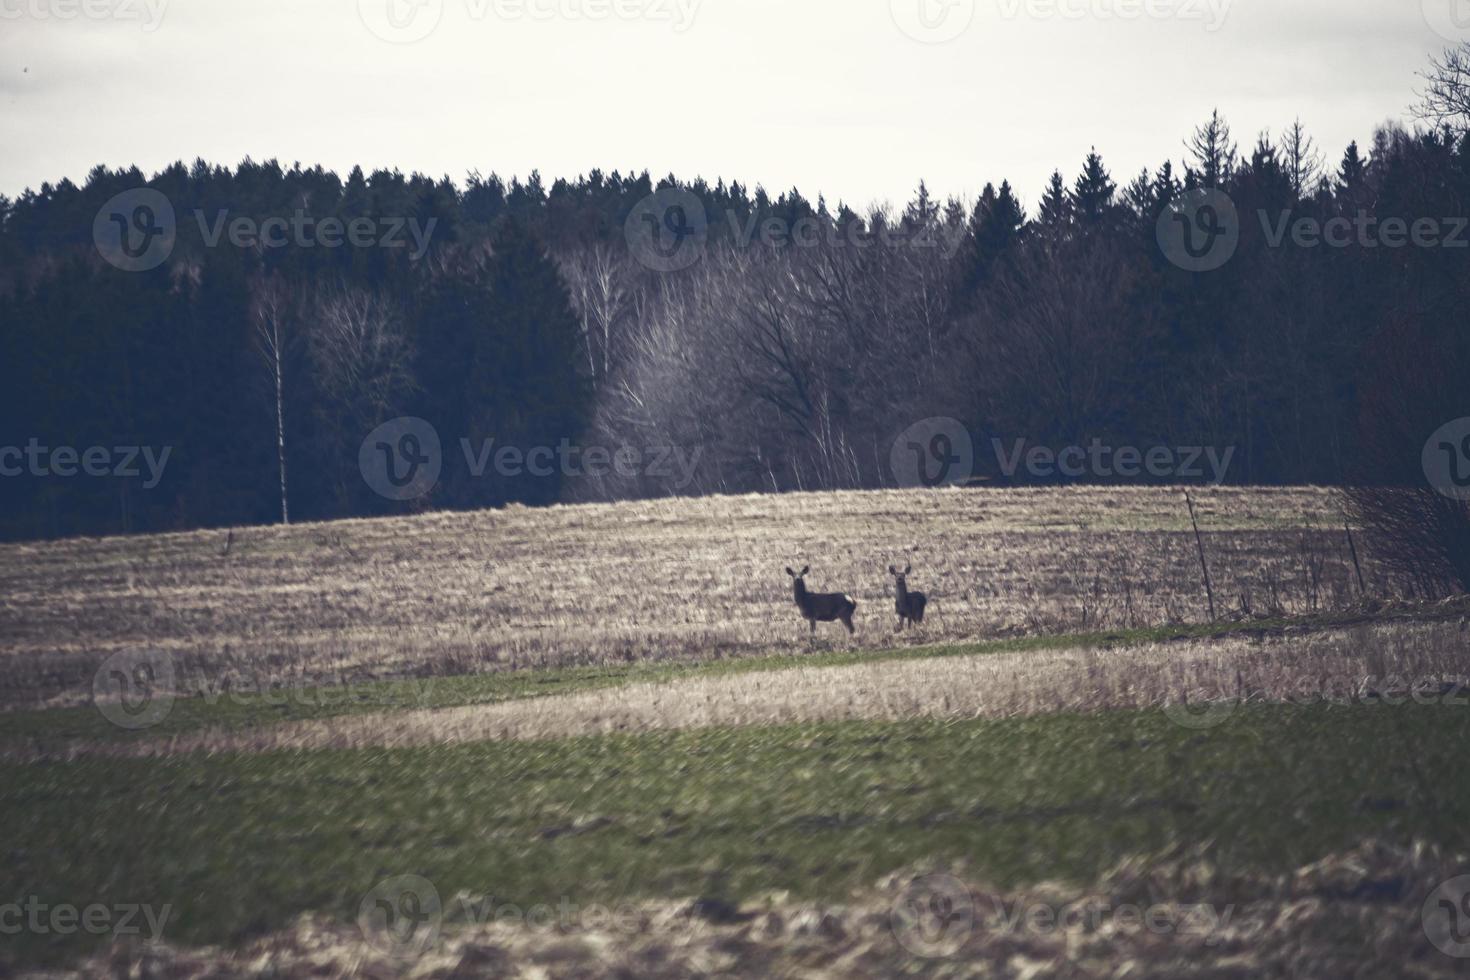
[{"x1": 2, "y1": 100, "x2": 1468, "y2": 541}]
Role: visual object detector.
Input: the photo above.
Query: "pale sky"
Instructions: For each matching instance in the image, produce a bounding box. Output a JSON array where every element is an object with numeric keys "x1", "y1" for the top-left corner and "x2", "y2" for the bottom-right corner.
[{"x1": 0, "y1": 0, "x2": 1457, "y2": 212}]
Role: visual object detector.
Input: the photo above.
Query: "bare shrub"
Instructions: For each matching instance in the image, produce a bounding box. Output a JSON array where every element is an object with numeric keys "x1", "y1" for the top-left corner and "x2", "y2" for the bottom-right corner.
[{"x1": 1345, "y1": 316, "x2": 1470, "y2": 596}]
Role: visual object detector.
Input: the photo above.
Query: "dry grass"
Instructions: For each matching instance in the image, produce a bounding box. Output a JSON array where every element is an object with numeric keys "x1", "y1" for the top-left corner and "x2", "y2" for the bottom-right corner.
[
  {"x1": 0, "y1": 487, "x2": 1367, "y2": 709},
  {"x1": 65, "y1": 839, "x2": 1467, "y2": 978},
  {"x1": 31, "y1": 618, "x2": 1465, "y2": 760}
]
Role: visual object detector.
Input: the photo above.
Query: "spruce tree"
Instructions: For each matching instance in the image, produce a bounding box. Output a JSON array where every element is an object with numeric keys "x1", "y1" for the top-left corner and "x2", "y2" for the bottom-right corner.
[
  {"x1": 1036, "y1": 170, "x2": 1072, "y2": 237},
  {"x1": 951, "y1": 181, "x2": 1026, "y2": 312},
  {"x1": 1072, "y1": 149, "x2": 1117, "y2": 227}
]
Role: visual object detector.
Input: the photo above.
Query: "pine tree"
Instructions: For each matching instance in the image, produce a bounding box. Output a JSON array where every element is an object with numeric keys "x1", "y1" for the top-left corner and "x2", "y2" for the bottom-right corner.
[
  {"x1": 1237, "y1": 133, "x2": 1293, "y2": 211},
  {"x1": 1036, "y1": 170, "x2": 1072, "y2": 237},
  {"x1": 1153, "y1": 161, "x2": 1180, "y2": 209},
  {"x1": 1337, "y1": 141, "x2": 1368, "y2": 193},
  {"x1": 479, "y1": 217, "x2": 591, "y2": 505},
  {"x1": 1072, "y1": 148, "x2": 1117, "y2": 227},
  {"x1": 951, "y1": 180, "x2": 1026, "y2": 311},
  {"x1": 904, "y1": 180, "x2": 941, "y2": 235}
]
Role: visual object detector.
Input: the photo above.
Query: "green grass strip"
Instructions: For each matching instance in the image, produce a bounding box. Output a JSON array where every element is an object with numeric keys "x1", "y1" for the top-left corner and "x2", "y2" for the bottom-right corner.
[
  {"x1": 1, "y1": 703, "x2": 1466, "y2": 968},
  {"x1": 2, "y1": 600, "x2": 1463, "y2": 745}
]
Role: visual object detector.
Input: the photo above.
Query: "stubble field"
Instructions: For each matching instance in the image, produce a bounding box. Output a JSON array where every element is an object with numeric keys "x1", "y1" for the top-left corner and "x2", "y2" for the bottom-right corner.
[
  {"x1": 0, "y1": 485, "x2": 1365, "y2": 708},
  {"x1": 2, "y1": 485, "x2": 1468, "y2": 977}
]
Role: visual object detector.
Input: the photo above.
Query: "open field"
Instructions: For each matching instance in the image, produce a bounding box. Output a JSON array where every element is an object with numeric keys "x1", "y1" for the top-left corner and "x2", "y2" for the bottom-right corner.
[
  {"x1": 56, "y1": 836, "x2": 1469, "y2": 979},
  {"x1": 0, "y1": 486, "x2": 1366, "y2": 709},
  {"x1": 4, "y1": 705, "x2": 1469, "y2": 974},
  {"x1": 11, "y1": 617, "x2": 1466, "y2": 759},
  {"x1": 2, "y1": 486, "x2": 1468, "y2": 975}
]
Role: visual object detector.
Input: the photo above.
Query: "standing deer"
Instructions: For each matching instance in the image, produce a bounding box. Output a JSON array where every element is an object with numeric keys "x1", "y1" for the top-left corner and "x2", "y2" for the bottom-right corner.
[
  {"x1": 786, "y1": 565, "x2": 858, "y2": 635},
  {"x1": 889, "y1": 564, "x2": 928, "y2": 631}
]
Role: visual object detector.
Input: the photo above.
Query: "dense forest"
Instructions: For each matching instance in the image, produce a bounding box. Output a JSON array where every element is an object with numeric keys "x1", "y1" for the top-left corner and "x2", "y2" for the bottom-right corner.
[{"x1": 3, "y1": 100, "x2": 1469, "y2": 540}]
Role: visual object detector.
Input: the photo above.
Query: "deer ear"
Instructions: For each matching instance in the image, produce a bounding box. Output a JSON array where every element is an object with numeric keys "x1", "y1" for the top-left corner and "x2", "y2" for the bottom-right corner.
[
  {"x1": 785, "y1": 567, "x2": 795, "y2": 577},
  {"x1": 905, "y1": 564, "x2": 912, "y2": 575},
  {"x1": 888, "y1": 565, "x2": 896, "y2": 575},
  {"x1": 800, "y1": 566, "x2": 810, "y2": 576}
]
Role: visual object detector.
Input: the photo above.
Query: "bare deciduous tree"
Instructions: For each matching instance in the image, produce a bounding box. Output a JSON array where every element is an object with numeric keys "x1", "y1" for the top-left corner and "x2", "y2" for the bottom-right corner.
[
  {"x1": 560, "y1": 244, "x2": 634, "y2": 379},
  {"x1": 307, "y1": 287, "x2": 416, "y2": 505},
  {"x1": 1283, "y1": 118, "x2": 1323, "y2": 198},
  {"x1": 251, "y1": 273, "x2": 294, "y2": 524},
  {"x1": 1417, "y1": 44, "x2": 1470, "y2": 132}
]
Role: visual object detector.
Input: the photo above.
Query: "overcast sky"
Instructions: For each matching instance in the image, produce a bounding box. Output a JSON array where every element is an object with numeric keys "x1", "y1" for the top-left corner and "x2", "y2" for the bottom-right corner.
[{"x1": 0, "y1": 0, "x2": 1458, "y2": 212}]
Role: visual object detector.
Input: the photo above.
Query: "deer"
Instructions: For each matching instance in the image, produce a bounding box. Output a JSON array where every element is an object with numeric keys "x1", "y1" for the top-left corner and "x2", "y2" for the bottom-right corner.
[
  {"x1": 786, "y1": 565, "x2": 858, "y2": 635},
  {"x1": 889, "y1": 564, "x2": 928, "y2": 631}
]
